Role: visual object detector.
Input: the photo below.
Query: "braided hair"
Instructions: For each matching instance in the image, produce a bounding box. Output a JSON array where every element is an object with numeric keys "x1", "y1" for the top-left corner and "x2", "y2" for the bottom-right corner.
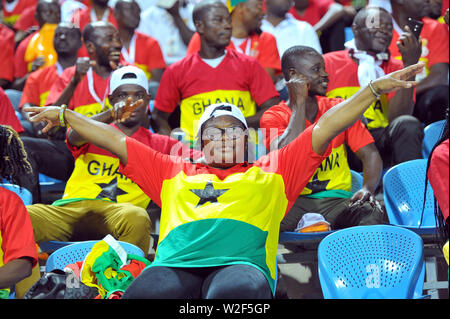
[{"x1": 0, "y1": 125, "x2": 33, "y2": 187}]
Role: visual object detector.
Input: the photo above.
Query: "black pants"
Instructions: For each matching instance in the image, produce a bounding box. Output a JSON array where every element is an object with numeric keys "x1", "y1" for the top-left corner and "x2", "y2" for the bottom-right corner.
[
  {"x1": 122, "y1": 264, "x2": 273, "y2": 299},
  {"x1": 414, "y1": 85, "x2": 449, "y2": 126},
  {"x1": 19, "y1": 137, "x2": 74, "y2": 203},
  {"x1": 347, "y1": 115, "x2": 424, "y2": 171}
]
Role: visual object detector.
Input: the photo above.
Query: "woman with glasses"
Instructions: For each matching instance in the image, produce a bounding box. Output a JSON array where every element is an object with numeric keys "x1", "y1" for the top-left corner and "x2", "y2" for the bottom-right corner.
[{"x1": 24, "y1": 61, "x2": 424, "y2": 299}]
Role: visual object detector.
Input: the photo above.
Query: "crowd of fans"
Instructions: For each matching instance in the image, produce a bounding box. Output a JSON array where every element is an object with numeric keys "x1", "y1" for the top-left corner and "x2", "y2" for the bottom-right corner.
[{"x1": 0, "y1": 0, "x2": 448, "y2": 299}]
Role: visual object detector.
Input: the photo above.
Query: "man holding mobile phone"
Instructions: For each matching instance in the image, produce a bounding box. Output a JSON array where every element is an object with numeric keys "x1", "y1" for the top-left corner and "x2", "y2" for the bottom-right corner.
[{"x1": 389, "y1": 0, "x2": 449, "y2": 125}]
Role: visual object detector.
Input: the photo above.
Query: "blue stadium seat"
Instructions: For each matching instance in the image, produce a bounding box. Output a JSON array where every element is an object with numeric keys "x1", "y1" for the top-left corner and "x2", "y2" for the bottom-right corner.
[
  {"x1": 318, "y1": 225, "x2": 426, "y2": 299},
  {"x1": 422, "y1": 120, "x2": 446, "y2": 159},
  {"x1": 46, "y1": 240, "x2": 145, "y2": 272},
  {"x1": 383, "y1": 159, "x2": 437, "y2": 235},
  {"x1": 0, "y1": 183, "x2": 32, "y2": 205}
]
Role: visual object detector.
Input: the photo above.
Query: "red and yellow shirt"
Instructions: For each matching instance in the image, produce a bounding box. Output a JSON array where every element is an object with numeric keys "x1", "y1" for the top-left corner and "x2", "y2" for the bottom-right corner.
[
  {"x1": 119, "y1": 124, "x2": 332, "y2": 295},
  {"x1": 154, "y1": 50, "x2": 279, "y2": 140},
  {"x1": 186, "y1": 31, "x2": 281, "y2": 73},
  {"x1": 0, "y1": 24, "x2": 14, "y2": 83},
  {"x1": 260, "y1": 98, "x2": 374, "y2": 198},
  {"x1": 19, "y1": 64, "x2": 59, "y2": 109},
  {"x1": 1, "y1": 0, "x2": 37, "y2": 26},
  {"x1": 389, "y1": 17, "x2": 449, "y2": 82},
  {"x1": 46, "y1": 66, "x2": 112, "y2": 117},
  {"x1": 323, "y1": 50, "x2": 404, "y2": 130},
  {"x1": 0, "y1": 187, "x2": 38, "y2": 298}
]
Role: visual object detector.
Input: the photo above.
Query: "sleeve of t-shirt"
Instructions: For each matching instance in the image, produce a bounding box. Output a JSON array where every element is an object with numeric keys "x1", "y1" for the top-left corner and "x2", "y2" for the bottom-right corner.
[
  {"x1": 0, "y1": 190, "x2": 38, "y2": 267},
  {"x1": 150, "y1": 133, "x2": 203, "y2": 160},
  {"x1": 19, "y1": 71, "x2": 40, "y2": 108},
  {"x1": 259, "y1": 106, "x2": 289, "y2": 151},
  {"x1": 45, "y1": 67, "x2": 75, "y2": 107},
  {"x1": 247, "y1": 58, "x2": 280, "y2": 107},
  {"x1": 119, "y1": 136, "x2": 186, "y2": 207},
  {"x1": 317, "y1": 0, "x2": 335, "y2": 16},
  {"x1": 14, "y1": 36, "x2": 31, "y2": 78},
  {"x1": 426, "y1": 22, "x2": 450, "y2": 67},
  {"x1": 257, "y1": 33, "x2": 282, "y2": 72},
  {"x1": 0, "y1": 90, "x2": 24, "y2": 133},
  {"x1": 428, "y1": 140, "x2": 449, "y2": 220},
  {"x1": 153, "y1": 65, "x2": 181, "y2": 113},
  {"x1": 186, "y1": 32, "x2": 201, "y2": 56},
  {"x1": 345, "y1": 119, "x2": 375, "y2": 153},
  {"x1": 145, "y1": 36, "x2": 167, "y2": 70},
  {"x1": 257, "y1": 124, "x2": 332, "y2": 201}
]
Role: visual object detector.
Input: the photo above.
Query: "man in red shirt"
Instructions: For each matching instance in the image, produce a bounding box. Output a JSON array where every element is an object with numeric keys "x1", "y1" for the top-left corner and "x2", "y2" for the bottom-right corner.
[
  {"x1": 324, "y1": 6, "x2": 423, "y2": 170},
  {"x1": 19, "y1": 23, "x2": 82, "y2": 136},
  {"x1": 389, "y1": 0, "x2": 449, "y2": 125},
  {"x1": 0, "y1": 88, "x2": 24, "y2": 134},
  {"x1": 289, "y1": 0, "x2": 346, "y2": 53},
  {"x1": 113, "y1": 0, "x2": 166, "y2": 87},
  {"x1": 260, "y1": 46, "x2": 384, "y2": 231},
  {"x1": 152, "y1": 0, "x2": 280, "y2": 144},
  {"x1": 0, "y1": 23, "x2": 15, "y2": 89},
  {"x1": 187, "y1": 0, "x2": 281, "y2": 84},
  {"x1": 1, "y1": 0, "x2": 38, "y2": 26}
]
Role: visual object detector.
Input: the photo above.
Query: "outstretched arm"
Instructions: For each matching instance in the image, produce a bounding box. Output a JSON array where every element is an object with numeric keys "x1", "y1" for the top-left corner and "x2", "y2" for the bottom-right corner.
[
  {"x1": 311, "y1": 62, "x2": 425, "y2": 155},
  {"x1": 23, "y1": 101, "x2": 142, "y2": 165}
]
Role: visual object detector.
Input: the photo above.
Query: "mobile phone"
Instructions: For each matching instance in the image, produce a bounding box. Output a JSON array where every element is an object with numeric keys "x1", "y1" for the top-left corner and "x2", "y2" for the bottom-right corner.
[{"x1": 407, "y1": 17, "x2": 424, "y2": 40}]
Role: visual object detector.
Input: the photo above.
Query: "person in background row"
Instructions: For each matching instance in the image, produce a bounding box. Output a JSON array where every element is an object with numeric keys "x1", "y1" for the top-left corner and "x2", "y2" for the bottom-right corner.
[
  {"x1": 0, "y1": 125, "x2": 38, "y2": 299},
  {"x1": 1, "y1": 0, "x2": 38, "y2": 26},
  {"x1": 23, "y1": 61, "x2": 424, "y2": 299},
  {"x1": 0, "y1": 87, "x2": 24, "y2": 134},
  {"x1": 151, "y1": 0, "x2": 279, "y2": 144},
  {"x1": 0, "y1": 23, "x2": 15, "y2": 89},
  {"x1": 324, "y1": 6, "x2": 423, "y2": 171},
  {"x1": 260, "y1": 46, "x2": 384, "y2": 232}
]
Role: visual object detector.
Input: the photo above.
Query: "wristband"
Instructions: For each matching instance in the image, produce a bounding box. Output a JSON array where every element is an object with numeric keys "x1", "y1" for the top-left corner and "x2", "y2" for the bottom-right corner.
[
  {"x1": 368, "y1": 80, "x2": 381, "y2": 100},
  {"x1": 59, "y1": 104, "x2": 68, "y2": 127}
]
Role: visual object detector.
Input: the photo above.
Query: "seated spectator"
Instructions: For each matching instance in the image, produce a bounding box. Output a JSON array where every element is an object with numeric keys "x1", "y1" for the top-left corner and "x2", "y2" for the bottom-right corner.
[
  {"x1": 289, "y1": 0, "x2": 346, "y2": 53},
  {"x1": 20, "y1": 66, "x2": 198, "y2": 294},
  {"x1": 114, "y1": 0, "x2": 166, "y2": 85},
  {"x1": 137, "y1": 0, "x2": 196, "y2": 66},
  {"x1": 0, "y1": 87, "x2": 24, "y2": 133},
  {"x1": 1, "y1": 0, "x2": 38, "y2": 26},
  {"x1": 19, "y1": 21, "x2": 120, "y2": 203},
  {"x1": 151, "y1": 0, "x2": 280, "y2": 144},
  {"x1": 24, "y1": 61, "x2": 424, "y2": 299},
  {"x1": 324, "y1": 6, "x2": 423, "y2": 170},
  {"x1": 19, "y1": 22, "x2": 82, "y2": 136},
  {"x1": 260, "y1": 46, "x2": 384, "y2": 232},
  {"x1": 428, "y1": 0, "x2": 449, "y2": 23},
  {"x1": 187, "y1": 0, "x2": 282, "y2": 83},
  {"x1": 261, "y1": 0, "x2": 322, "y2": 57},
  {"x1": 0, "y1": 125, "x2": 38, "y2": 299},
  {"x1": 12, "y1": 0, "x2": 61, "y2": 91},
  {"x1": 389, "y1": 0, "x2": 449, "y2": 125},
  {"x1": 0, "y1": 23, "x2": 15, "y2": 89}
]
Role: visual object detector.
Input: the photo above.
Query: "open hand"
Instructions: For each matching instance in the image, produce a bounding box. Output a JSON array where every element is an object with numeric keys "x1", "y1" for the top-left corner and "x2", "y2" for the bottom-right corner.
[
  {"x1": 372, "y1": 62, "x2": 425, "y2": 94},
  {"x1": 23, "y1": 106, "x2": 62, "y2": 134},
  {"x1": 112, "y1": 97, "x2": 144, "y2": 123}
]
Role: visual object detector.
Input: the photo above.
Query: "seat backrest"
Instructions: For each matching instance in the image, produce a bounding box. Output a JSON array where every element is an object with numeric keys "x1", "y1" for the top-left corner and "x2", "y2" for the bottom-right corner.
[
  {"x1": 318, "y1": 225, "x2": 425, "y2": 299},
  {"x1": 0, "y1": 183, "x2": 32, "y2": 205},
  {"x1": 422, "y1": 120, "x2": 446, "y2": 159},
  {"x1": 383, "y1": 159, "x2": 437, "y2": 233},
  {"x1": 46, "y1": 240, "x2": 145, "y2": 272}
]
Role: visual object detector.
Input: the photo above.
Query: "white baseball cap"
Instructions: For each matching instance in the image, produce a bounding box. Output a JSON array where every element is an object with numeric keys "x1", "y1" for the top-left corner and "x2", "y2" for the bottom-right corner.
[
  {"x1": 109, "y1": 66, "x2": 149, "y2": 95},
  {"x1": 197, "y1": 103, "x2": 248, "y2": 137}
]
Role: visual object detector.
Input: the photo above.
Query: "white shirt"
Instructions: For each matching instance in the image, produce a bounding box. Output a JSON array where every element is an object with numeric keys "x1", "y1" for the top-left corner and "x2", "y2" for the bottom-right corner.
[
  {"x1": 59, "y1": 0, "x2": 87, "y2": 23},
  {"x1": 261, "y1": 13, "x2": 322, "y2": 57},
  {"x1": 137, "y1": 3, "x2": 195, "y2": 65}
]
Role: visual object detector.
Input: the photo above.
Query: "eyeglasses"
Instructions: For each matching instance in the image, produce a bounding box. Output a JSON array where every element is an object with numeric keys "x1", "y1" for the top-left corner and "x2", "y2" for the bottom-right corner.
[{"x1": 202, "y1": 126, "x2": 246, "y2": 141}]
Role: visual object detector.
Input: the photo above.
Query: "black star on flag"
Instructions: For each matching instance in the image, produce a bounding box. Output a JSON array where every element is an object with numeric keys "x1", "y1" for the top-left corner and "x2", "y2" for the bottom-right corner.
[
  {"x1": 190, "y1": 181, "x2": 229, "y2": 208},
  {"x1": 95, "y1": 177, "x2": 127, "y2": 201},
  {"x1": 305, "y1": 172, "x2": 330, "y2": 193}
]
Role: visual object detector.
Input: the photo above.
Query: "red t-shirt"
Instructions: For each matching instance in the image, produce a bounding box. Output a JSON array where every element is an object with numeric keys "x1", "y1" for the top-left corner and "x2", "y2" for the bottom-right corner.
[
  {"x1": 13, "y1": 4, "x2": 38, "y2": 31},
  {"x1": 1, "y1": 0, "x2": 38, "y2": 26},
  {"x1": 0, "y1": 87, "x2": 24, "y2": 133},
  {"x1": 260, "y1": 98, "x2": 374, "y2": 195},
  {"x1": 186, "y1": 31, "x2": 281, "y2": 73},
  {"x1": 14, "y1": 31, "x2": 37, "y2": 78},
  {"x1": 389, "y1": 17, "x2": 449, "y2": 80},
  {"x1": 0, "y1": 187, "x2": 38, "y2": 267},
  {"x1": 0, "y1": 24, "x2": 15, "y2": 82},
  {"x1": 155, "y1": 50, "x2": 279, "y2": 140},
  {"x1": 46, "y1": 66, "x2": 111, "y2": 117},
  {"x1": 323, "y1": 49, "x2": 404, "y2": 130},
  {"x1": 19, "y1": 64, "x2": 59, "y2": 108},
  {"x1": 288, "y1": 0, "x2": 334, "y2": 26},
  {"x1": 428, "y1": 139, "x2": 449, "y2": 220},
  {"x1": 120, "y1": 32, "x2": 166, "y2": 80}
]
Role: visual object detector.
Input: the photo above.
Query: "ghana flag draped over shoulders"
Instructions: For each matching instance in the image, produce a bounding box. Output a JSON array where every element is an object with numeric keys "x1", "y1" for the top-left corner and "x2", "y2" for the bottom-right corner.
[{"x1": 119, "y1": 125, "x2": 332, "y2": 294}]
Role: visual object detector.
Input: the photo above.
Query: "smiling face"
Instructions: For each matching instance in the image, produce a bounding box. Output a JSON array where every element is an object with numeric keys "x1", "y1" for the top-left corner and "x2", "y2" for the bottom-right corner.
[
  {"x1": 87, "y1": 24, "x2": 122, "y2": 69},
  {"x1": 353, "y1": 7, "x2": 393, "y2": 54},
  {"x1": 288, "y1": 51, "x2": 329, "y2": 96},
  {"x1": 201, "y1": 115, "x2": 248, "y2": 168}
]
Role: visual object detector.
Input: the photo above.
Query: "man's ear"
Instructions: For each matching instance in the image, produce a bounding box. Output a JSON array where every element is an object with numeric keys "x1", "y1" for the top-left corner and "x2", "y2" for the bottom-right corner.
[
  {"x1": 195, "y1": 20, "x2": 204, "y2": 35},
  {"x1": 85, "y1": 41, "x2": 96, "y2": 57}
]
